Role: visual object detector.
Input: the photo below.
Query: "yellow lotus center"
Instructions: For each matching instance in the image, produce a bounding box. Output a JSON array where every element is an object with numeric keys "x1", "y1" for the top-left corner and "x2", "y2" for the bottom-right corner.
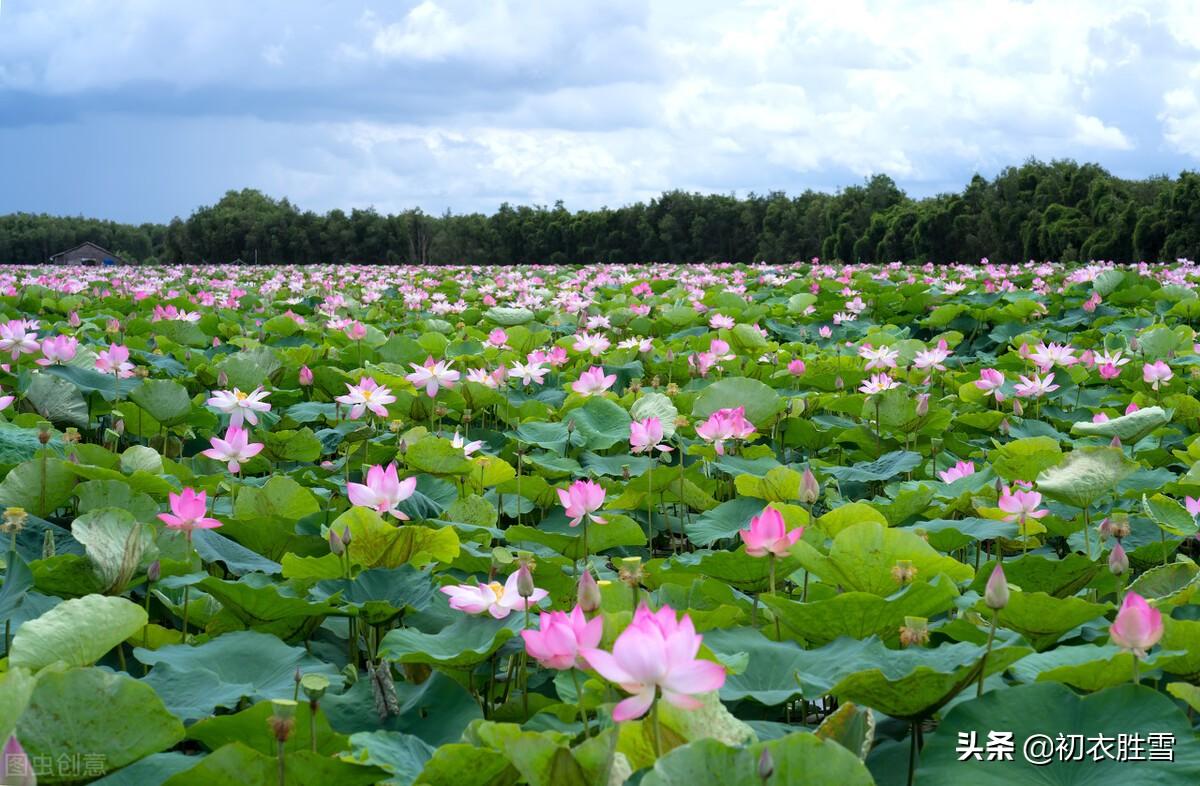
[
  {"x1": 361, "y1": 389, "x2": 373, "y2": 400},
  {"x1": 488, "y1": 581, "x2": 504, "y2": 601},
  {"x1": 234, "y1": 390, "x2": 248, "y2": 401}
]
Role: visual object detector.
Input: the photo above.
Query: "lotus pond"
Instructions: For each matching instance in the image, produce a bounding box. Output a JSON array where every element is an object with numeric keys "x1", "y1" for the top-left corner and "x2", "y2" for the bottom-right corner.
[{"x1": 2, "y1": 261, "x2": 1200, "y2": 785}]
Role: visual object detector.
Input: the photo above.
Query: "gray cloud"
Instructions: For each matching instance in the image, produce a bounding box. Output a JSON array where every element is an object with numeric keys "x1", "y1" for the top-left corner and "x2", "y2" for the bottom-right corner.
[{"x1": 1, "y1": 0, "x2": 1199, "y2": 222}]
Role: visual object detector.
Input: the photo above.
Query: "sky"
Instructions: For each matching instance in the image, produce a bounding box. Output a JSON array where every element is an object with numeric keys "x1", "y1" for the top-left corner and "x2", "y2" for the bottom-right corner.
[{"x1": 2, "y1": 0, "x2": 1200, "y2": 224}]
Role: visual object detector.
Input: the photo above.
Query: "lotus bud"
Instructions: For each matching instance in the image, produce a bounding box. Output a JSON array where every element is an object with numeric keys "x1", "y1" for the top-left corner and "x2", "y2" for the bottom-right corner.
[
  {"x1": 984, "y1": 564, "x2": 1009, "y2": 610},
  {"x1": 299, "y1": 365, "x2": 314, "y2": 386},
  {"x1": 757, "y1": 748, "x2": 774, "y2": 781},
  {"x1": 147, "y1": 559, "x2": 161, "y2": 582},
  {"x1": 994, "y1": 478, "x2": 1005, "y2": 495},
  {"x1": 899, "y1": 616, "x2": 930, "y2": 647},
  {"x1": 1110, "y1": 436, "x2": 1121, "y2": 448},
  {"x1": 799, "y1": 467, "x2": 820, "y2": 505},
  {"x1": 1012, "y1": 398, "x2": 1023, "y2": 417},
  {"x1": 217, "y1": 370, "x2": 229, "y2": 387},
  {"x1": 3, "y1": 735, "x2": 34, "y2": 786},
  {"x1": 1109, "y1": 542, "x2": 1129, "y2": 576},
  {"x1": 834, "y1": 376, "x2": 844, "y2": 390},
  {"x1": 891, "y1": 559, "x2": 917, "y2": 586},
  {"x1": 1098, "y1": 517, "x2": 1114, "y2": 539},
  {"x1": 42, "y1": 528, "x2": 55, "y2": 559},
  {"x1": 516, "y1": 562, "x2": 536, "y2": 599},
  {"x1": 294, "y1": 667, "x2": 303, "y2": 687},
  {"x1": 339, "y1": 525, "x2": 351, "y2": 547},
  {"x1": 577, "y1": 569, "x2": 602, "y2": 613},
  {"x1": 397, "y1": 438, "x2": 408, "y2": 454},
  {"x1": 566, "y1": 419, "x2": 576, "y2": 434},
  {"x1": 916, "y1": 393, "x2": 929, "y2": 417},
  {"x1": 114, "y1": 419, "x2": 125, "y2": 435},
  {"x1": 329, "y1": 527, "x2": 345, "y2": 556},
  {"x1": 998, "y1": 418, "x2": 1010, "y2": 435},
  {"x1": 267, "y1": 699, "x2": 297, "y2": 743}
]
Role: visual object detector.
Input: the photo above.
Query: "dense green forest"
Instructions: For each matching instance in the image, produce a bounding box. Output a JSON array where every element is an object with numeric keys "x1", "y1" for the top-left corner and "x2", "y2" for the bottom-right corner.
[{"x1": 3, "y1": 159, "x2": 1199, "y2": 265}]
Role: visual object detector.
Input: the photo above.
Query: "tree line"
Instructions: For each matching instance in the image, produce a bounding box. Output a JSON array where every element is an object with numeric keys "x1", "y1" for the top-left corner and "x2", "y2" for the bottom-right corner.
[{"x1": 2, "y1": 159, "x2": 1199, "y2": 266}]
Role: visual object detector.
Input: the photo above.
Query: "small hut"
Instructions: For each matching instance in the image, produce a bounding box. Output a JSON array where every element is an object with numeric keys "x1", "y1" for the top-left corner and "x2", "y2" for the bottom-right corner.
[{"x1": 49, "y1": 242, "x2": 127, "y2": 266}]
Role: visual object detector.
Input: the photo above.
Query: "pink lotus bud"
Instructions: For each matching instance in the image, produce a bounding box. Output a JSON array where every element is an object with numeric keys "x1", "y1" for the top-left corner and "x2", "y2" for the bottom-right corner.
[
  {"x1": 916, "y1": 393, "x2": 929, "y2": 417},
  {"x1": 299, "y1": 365, "x2": 314, "y2": 386},
  {"x1": 577, "y1": 569, "x2": 602, "y2": 613},
  {"x1": 1109, "y1": 543, "x2": 1129, "y2": 576},
  {"x1": 1109, "y1": 592, "x2": 1163, "y2": 658},
  {"x1": 329, "y1": 527, "x2": 345, "y2": 556},
  {"x1": 984, "y1": 564, "x2": 1009, "y2": 610},
  {"x1": 516, "y1": 562, "x2": 536, "y2": 599},
  {"x1": 1110, "y1": 436, "x2": 1121, "y2": 448},
  {"x1": 2, "y1": 735, "x2": 34, "y2": 786},
  {"x1": 799, "y1": 467, "x2": 820, "y2": 505},
  {"x1": 217, "y1": 370, "x2": 229, "y2": 387},
  {"x1": 68, "y1": 311, "x2": 82, "y2": 327},
  {"x1": 147, "y1": 559, "x2": 161, "y2": 583},
  {"x1": 758, "y1": 748, "x2": 774, "y2": 780}
]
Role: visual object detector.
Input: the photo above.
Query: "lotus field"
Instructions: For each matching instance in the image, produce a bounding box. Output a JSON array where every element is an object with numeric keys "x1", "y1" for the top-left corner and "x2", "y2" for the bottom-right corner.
[{"x1": 5, "y1": 260, "x2": 1200, "y2": 785}]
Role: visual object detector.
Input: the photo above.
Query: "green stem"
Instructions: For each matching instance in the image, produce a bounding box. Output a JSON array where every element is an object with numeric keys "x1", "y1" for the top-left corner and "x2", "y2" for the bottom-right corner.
[
  {"x1": 1133, "y1": 656, "x2": 1140, "y2": 686},
  {"x1": 646, "y1": 461, "x2": 654, "y2": 549},
  {"x1": 976, "y1": 609, "x2": 998, "y2": 698},
  {"x1": 769, "y1": 553, "x2": 780, "y2": 641},
  {"x1": 651, "y1": 697, "x2": 663, "y2": 758},
  {"x1": 277, "y1": 739, "x2": 286, "y2": 786},
  {"x1": 570, "y1": 669, "x2": 589, "y2": 738},
  {"x1": 907, "y1": 721, "x2": 917, "y2": 786}
]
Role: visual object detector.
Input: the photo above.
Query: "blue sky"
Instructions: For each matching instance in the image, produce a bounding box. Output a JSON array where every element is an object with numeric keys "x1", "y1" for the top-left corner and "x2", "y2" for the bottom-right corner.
[{"x1": 1, "y1": 0, "x2": 1199, "y2": 223}]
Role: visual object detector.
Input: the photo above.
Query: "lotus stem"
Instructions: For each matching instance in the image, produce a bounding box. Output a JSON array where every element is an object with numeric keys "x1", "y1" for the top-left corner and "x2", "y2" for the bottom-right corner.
[{"x1": 977, "y1": 608, "x2": 998, "y2": 698}]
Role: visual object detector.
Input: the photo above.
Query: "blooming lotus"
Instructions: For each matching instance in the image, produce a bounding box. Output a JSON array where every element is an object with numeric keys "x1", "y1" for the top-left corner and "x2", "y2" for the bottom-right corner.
[
  {"x1": 998, "y1": 487, "x2": 1048, "y2": 525},
  {"x1": 739, "y1": 505, "x2": 802, "y2": 557},
  {"x1": 1109, "y1": 592, "x2": 1163, "y2": 658},
  {"x1": 36, "y1": 335, "x2": 78, "y2": 366},
  {"x1": 452, "y1": 430, "x2": 483, "y2": 456},
  {"x1": 938, "y1": 460, "x2": 975, "y2": 483},
  {"x1": 859, "y1": 343, "x2": 899, "y2": 370},
  {"x1": 336, "y1": 377, "x2": 396, "y2": 419},
  {"x1": 572, "y1": 331, "x2": 611, "y2": 356},
  {"x1": 913, "y1": 340, "x2": 950, "y2": 372},
  {"x1": 695, "y1": 406, "x2": 756, "y2": 455},
  {"x1": 521, "y1": 605, "x2": 604, "y2": 670},
  {"x1": 1143, "y1": 361, "x2": 1173, "y2": 390},
  {"x1": 787, "y1": 358, "x2": 806, "y2": 376},
  {"x1": 581, "y1": 604, "x2": 726, "y2": 721},
  {"x1": 345, "y1": 321, "x2": 367, "y2": 340},
  {"x1": 441, "y1": 570, "x2": 548, "y2": 619},
  {"x1": 974, "y1": 368, "x2": 1005, "y2": 400},
  {"x1": 406, "y1": 356, "x2": 461, "y2": 397},
  {"x1": 557, "y1": 479, "x2": 607, "y2": 527},
  {"x1": 201, "y1": 425, "x2": 264, "y2": 473},
  {"x1": 572, "y1": 366, "x2": 616, "y2": 396},
  {"x1": 208, "y1": 386, "x2": 272, "y2": 428},
  {"x1": 708, "y1": 313, "x2": 734, "y2": 329},
  {"x1": 158, "y1": 488, "x2": 222, "y2": 533},
  {"x1": 0, "y1": 320, "x2": 39, "y2": 359},
  {"x1": 0, "y1": 387, "x2": 13, "y2": 410},
  {"x1": 1028, "y1": 342, "x2": 1077, "y2": 372},
  {"x1": 509, "y1": 359, "x2": 549, "y2": 386},
  {"x1": 630, "y1": 417, "x2": 672, "y2": 454},
  {"x1": 859, "y1": 373, "x2": 899, "y2": 395},
  {"x1": 96, "y1": 343, "x2": 136, "y2": 378},
  {"x1": 1014, "y1": 372, "x2": 1059, "y2": 399},
  {"x1": 486, "y1": 328, "x2": 509, "y2": 348},
  {"x1": 347, "y1": 462, "x2": 417, "y2": 519}
]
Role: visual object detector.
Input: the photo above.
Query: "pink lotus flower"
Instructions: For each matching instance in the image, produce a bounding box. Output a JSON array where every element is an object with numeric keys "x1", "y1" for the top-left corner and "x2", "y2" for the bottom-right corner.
[
  {"x1": 521, "y1": 605, "x2": 604, "y2": 670},
  {"x1": 36, "y1": 335, "x2": 78, "y2": 366},
  {"x1": 336, "y1": 377, "x2": 396, "y2": 419},
  {"x1": 406, "y1": 356, "x2": 461, "y2": 397},
  {"x1": 572, "y1": 366, "x2": 616, "y2": 396},
  {"x1": 207, "y1": 386, "x2": 272, "y2": 428},
  {"x1": 913, "y1": 340, "x2": 950, "y2": 372},
  {"x1": 1108, "y1": 592, "x2": 1163, "y2": 658},
  {"x1": 0, "y1": 320, "x2": 39, "y2": 359},
  {"x1": 998, "y1": 487, "x2": 1049, "y2": 525},
  {"x1": 859, "y1": 344, "x2": 899, "y2": 370},
  {"x1": 1143, "y1": 361, "x2": 1173, "y2": 390},
  {"x1": 859, "y1": 373, "x2": 899, "y2": 395},
  {"x1": 1126, "y1": 402, "x2": 1140, "y2": 415},
  {"x1": 486, "y1": 328, "x2": 510, "y2": 349},
  {"x1": 1028, "y1": 342, "x2": 1077, "y2": 372},
  {"x1": 581, "y1": 604, "x2": 726, "y2": 721},
  {"x1": 974, "y1": 368, "x2": 1005, "y2": 400},
  {"x1": 201, "y1": 425, "x2": 264, "y2": 473},
  {"x1": 451, "y1": 430, "x2": 483, "y2": 456},
  {"x1": 441, "y1": 570, "x2": 548, "y2": 619},
  {"x1": 347, "y1": 462, "x2": 417, "y2": 520},
  {"x1": 695, "y1": 407, "x2": 756, "y2": 455},
  {"x1": 1014, "y1": 372, "x2": 1059, "y2": 399},
  {"x1": 96, "y1": 343, "x2": 135, "y2": 378},
  {"x1": 0, "y1": 388, "x2": 13, "y2": 410},
  {"x1": 787, "y1": 358, "x2": 806, "y2": 376},
  {"x1": 630, "y1": 417, "x2": 672, "y2": 454},
  {"x1": 739, "y1": 505, "x2": 803, "y2": 557},
  {"x1": 345, "y1": 321, "x2": 367, "y2": 341},
  {"x1": 938, "y1": 460, "x2": 976, "y2": 483},
  {"x1": 508, "y1": 359, "x2": 549, "y2": 386},
  {"x1": 299, "y1": 365, "x2": 314, "y2": 386},
  {"x1": 1185, "y1": 497, "x2": 1200, "y2": 517},
  {"x1": 557, "y1": 479, "x2": 607, "y2": 527},
  {"x1": 709, "y1": 339, "x2": 735, "y2": 361},
  {"x1": 573, "y1": 332, "x2": 611, "y2": 356},
  {"x1": 819, "y1": 326, "x2": 833, "y2": 338},
  {"x1": 158, "y1": 488, "x2": 222, "y2": 533}
]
